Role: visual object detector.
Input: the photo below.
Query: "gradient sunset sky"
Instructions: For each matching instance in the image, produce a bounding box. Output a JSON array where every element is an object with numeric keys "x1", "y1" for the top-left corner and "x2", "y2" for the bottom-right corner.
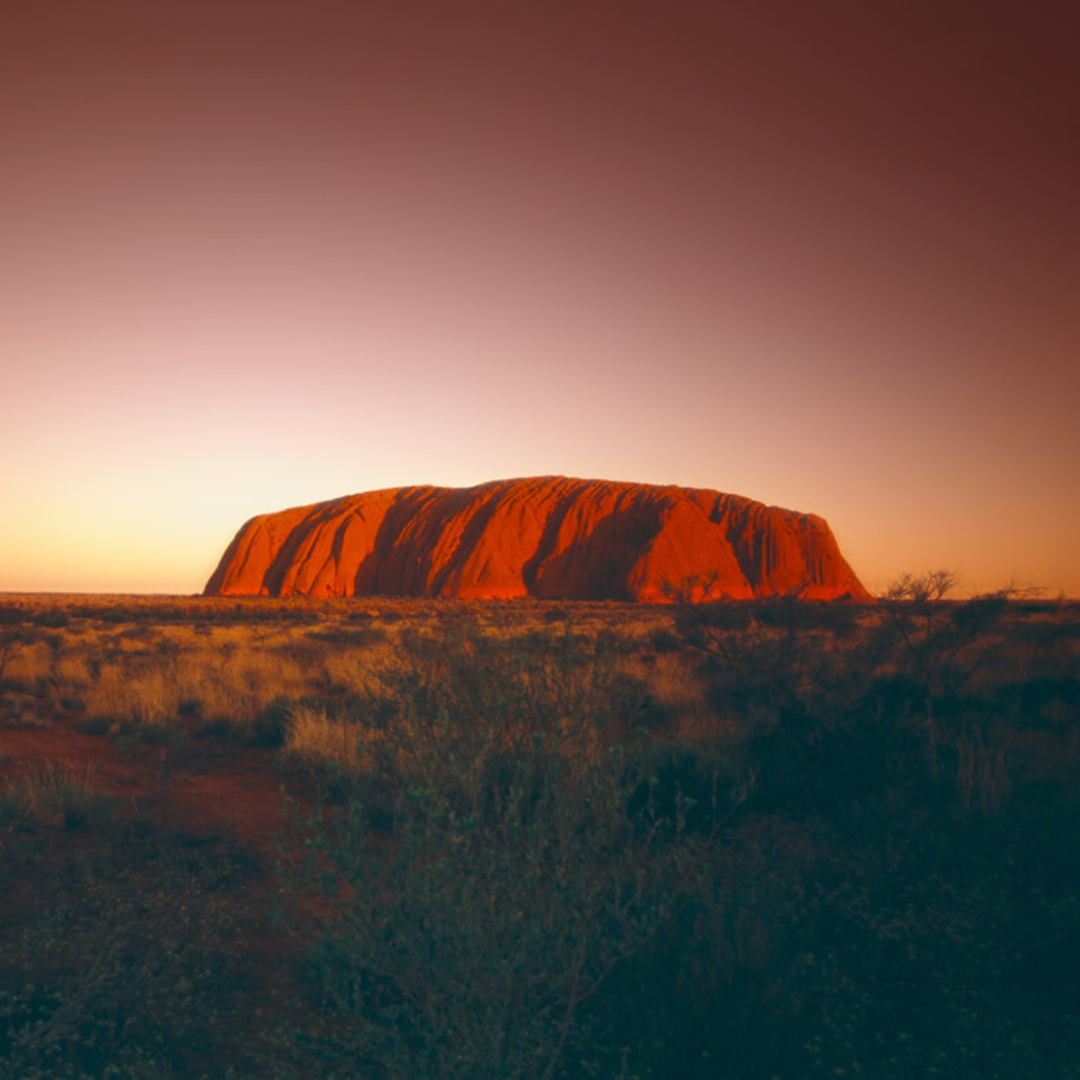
[{"x1": 2, "y1": 1, "x2": 1077, "y2": 597}]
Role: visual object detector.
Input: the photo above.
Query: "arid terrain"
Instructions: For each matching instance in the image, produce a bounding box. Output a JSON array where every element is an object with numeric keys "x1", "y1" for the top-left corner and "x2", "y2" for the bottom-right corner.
[{"x1": 1, "y1": 589, "x2": 1078, "y2": 1077}]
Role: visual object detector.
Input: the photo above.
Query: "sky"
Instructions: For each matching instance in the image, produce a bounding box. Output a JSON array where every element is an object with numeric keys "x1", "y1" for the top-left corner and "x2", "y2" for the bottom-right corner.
[{"x1": 1, "y1": 0, "x2": 1078, "y2": 597}]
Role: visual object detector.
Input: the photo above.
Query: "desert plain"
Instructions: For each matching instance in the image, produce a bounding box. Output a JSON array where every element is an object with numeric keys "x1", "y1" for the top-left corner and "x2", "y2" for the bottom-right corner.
[{"x1": 1, "y1": 588, "x2": 1078, "y2": 1077}]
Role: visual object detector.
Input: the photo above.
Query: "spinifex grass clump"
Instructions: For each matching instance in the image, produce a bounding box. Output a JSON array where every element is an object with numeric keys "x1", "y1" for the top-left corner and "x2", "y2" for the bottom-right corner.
[
  {"x1": 0, "y1": 762, "x2": 113, "y2": 830},
  {"x1": 283, "y1": 702, "x2": 369, "y2": 775}
]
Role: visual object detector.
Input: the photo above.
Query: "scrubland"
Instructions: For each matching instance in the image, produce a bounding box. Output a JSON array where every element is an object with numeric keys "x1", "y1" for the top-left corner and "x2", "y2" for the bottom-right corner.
[{"x1": 1, "y1": 588, "x2": 1078, "y2": 1077}]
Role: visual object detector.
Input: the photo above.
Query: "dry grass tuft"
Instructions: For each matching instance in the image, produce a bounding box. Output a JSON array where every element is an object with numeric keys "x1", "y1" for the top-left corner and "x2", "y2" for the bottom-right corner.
[
  {"x1": 84, "y1": 666, "x2": 178, "y2": 734},
  {"x1": 0, "y1": 760, "x2": 113, "y2": 829},
  {"x1": 282, "y1": 705, "x2": 380, "y2": 776}
]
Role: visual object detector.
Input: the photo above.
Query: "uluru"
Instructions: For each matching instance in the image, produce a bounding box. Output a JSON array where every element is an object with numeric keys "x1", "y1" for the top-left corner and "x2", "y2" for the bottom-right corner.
[{"x1": 204, "y1": 477, "x2": 871, "y2": 602}]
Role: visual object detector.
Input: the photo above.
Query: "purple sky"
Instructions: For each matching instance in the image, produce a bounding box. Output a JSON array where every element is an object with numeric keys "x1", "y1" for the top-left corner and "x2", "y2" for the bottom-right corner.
[{"x1": 2, "y1": 0, "x2": 1078, "y2": 595}]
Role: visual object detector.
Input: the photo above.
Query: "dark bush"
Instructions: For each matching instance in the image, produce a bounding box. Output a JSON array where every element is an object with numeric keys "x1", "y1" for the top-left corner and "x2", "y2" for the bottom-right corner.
[{"x1": 305, "y1": 625, "x2": 389, "y2": 648}]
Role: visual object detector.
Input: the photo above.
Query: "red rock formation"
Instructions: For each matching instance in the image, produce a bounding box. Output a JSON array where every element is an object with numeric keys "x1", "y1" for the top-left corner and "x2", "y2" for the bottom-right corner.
[{"x1": 204, "y1": 477, "x2": 871, "y2": 602}]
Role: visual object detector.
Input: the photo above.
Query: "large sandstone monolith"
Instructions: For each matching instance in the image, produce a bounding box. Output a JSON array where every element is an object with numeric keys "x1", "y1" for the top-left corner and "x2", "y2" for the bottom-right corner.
[{"x1": 204, "y1": 477, "x2": 871, "y2": 602}]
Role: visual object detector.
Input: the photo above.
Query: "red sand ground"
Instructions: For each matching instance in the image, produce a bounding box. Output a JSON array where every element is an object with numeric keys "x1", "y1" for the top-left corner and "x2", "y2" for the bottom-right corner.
[{"x1": 0, "y1": 719, "x2": 299, "y2": 858}]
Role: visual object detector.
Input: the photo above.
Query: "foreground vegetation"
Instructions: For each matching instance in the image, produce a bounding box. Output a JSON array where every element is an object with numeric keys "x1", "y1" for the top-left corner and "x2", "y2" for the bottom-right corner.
[{"x1": 1, "y1": 586, "x2": 1078, "y2": 1077}]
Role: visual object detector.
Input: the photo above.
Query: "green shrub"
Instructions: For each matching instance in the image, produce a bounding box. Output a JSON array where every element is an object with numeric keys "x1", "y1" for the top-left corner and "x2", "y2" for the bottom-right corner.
[
  {"x1": 279, "y1": 742, "x2": 701, "y2": 1080},
  {"x1": 0, "y1": 827, "x2": 274, "y2": 1078}
]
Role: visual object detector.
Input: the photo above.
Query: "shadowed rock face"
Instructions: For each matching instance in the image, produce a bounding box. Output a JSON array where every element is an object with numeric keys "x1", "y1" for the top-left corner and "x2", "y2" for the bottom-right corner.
[{"x1": 204, "y1": 477, "x2": 871, "y2": 602}]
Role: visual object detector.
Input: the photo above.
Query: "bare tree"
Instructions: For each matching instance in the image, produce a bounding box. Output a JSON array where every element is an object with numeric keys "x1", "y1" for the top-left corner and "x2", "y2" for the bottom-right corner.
[
  {"x1": 659, "y1": 570, "x2": 726, "y2": 605},
  {"x1": 878, "y1": 570, "x2": 1038, "y2": 780}
]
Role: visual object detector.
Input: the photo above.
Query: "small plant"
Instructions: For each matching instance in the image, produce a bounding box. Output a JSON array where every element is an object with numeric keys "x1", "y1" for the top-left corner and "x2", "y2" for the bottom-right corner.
[
  {"x1": 0, "y1": 762, "x2": 113, "y2": 830},
  {"x1": 0, "y1": 626, "x2": 41, "y2": 688},
  {"x1": 282, "y1": 703, "x2": 369, "y2": 776}
]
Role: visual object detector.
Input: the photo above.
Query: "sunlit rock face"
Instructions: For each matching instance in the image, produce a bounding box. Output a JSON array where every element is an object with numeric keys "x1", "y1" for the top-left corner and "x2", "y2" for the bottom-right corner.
[{"x1": 204, "y1": 477, "x2": 871, "y2": 602}]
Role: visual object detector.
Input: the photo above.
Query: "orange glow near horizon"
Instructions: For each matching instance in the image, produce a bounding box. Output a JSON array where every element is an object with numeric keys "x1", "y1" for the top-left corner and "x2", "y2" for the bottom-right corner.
[{"x1": 1, "y1": 2, "x2": 1078, "y2": 598}]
